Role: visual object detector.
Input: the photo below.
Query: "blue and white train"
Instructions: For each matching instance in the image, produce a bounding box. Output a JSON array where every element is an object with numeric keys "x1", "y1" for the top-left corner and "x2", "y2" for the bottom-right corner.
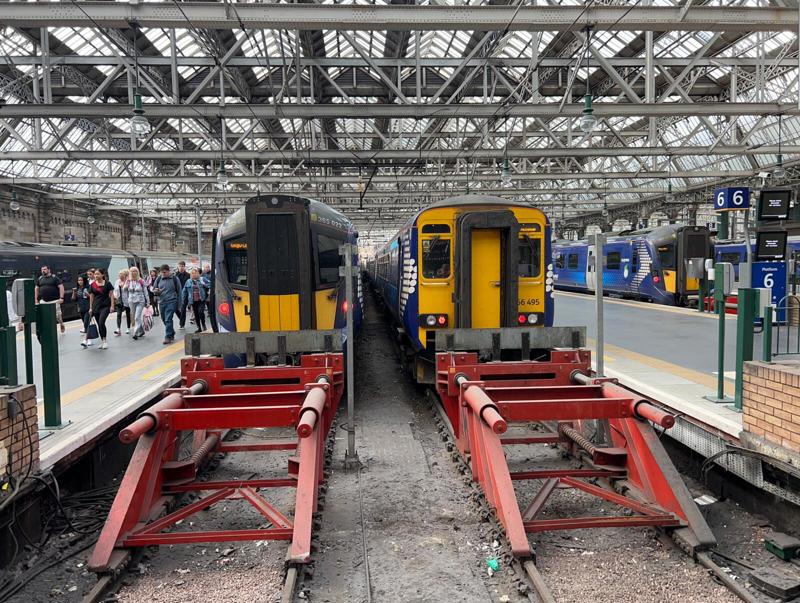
[
  {"x1": 714, "y1": 236, "x2": 800, "y2": 279},
  {"x1": 553, "y1": 225, "x2": 711, "y2": 306}
]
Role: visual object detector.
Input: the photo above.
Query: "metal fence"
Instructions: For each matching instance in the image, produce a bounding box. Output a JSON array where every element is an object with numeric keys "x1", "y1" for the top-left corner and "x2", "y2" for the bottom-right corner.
[{"x1": 770, "y1": 295, "x2": 800, "y2": 359}]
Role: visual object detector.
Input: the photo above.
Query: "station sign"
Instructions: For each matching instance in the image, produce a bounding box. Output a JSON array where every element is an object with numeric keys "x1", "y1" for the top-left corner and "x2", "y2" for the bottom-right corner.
[
  {"x1": 752, "y1": 261, "x2": 787, "y2": 321},
  {"x1": 64, "y1": 233, "x2": 76, "y2": 242},
  {"x1": 713, "y1": 187, "x2": 750, "y2": 211},
  {"x1": 755, "y1": 230, "x2": 788, "y2": 261}
]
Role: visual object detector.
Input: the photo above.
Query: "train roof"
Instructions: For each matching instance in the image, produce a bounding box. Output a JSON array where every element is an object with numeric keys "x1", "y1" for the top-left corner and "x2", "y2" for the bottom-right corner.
[
  {"x1": 400, "y1": 194, "x2": 546, "y2": 231},
  {"x1": 554, "y1": 224, "x2": 707, "y2": 247},
  {"x1": 217, "y1": 194, "x2": 355, "y2": 239},
  {"x1": 0, "y1": 240, "x2": 131, "y2": 257}
]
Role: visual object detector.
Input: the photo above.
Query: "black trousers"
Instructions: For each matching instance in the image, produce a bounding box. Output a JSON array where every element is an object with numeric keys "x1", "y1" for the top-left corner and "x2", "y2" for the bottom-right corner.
[
  {"x1": 192, "y1": 301, "x2": 206, "y2": 331},
  {"x1": 80, "y1": 309, "x2": 91, "y2": 331},
  {"x1": 93, "y1": 306, "x2": 111, "y2": 339},
  {"x1": 116, "y1": 305, "x2": 131, "y2": 330}
]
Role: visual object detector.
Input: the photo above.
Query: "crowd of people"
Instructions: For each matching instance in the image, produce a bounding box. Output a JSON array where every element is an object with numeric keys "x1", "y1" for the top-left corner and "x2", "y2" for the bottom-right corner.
[{"x1": 7, "y1": 261, "x2": 214, "y2": 349}]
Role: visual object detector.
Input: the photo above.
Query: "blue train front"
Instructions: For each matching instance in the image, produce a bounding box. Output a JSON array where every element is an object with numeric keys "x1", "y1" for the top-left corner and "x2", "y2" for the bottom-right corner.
[
  {"x1": 553, "y1": 225, "x2": 711, "y2": 306},
  {"x1": 212, "y1": 194, "x2": 362, "y2": 362}
]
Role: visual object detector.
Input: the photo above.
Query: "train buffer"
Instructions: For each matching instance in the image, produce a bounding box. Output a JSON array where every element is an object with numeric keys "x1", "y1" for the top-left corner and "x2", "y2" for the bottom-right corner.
[
  {"x1": 435, "y1": 346, "x2": 718, "y2": 560},
  {"x1": 88, "y1": 331, "x2": 344, "y2": 574}
]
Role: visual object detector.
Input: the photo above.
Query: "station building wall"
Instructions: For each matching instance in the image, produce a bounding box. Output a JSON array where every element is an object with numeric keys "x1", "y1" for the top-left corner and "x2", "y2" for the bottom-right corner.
[
  {"x1": 0, "y1": 196, "x2": 212, "y2": 256},
  {"x1": 742, "y1": 362, "x2": 800, "y2": 462}
]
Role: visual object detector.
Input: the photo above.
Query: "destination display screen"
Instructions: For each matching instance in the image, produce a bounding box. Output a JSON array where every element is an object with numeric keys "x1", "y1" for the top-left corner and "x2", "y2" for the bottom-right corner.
[
  {"x1": 755, "y1": 231, "x2": 788, "y2": 260},
  {"x1": 757, "y1": 189, "x2": 792, "y2": 221}
]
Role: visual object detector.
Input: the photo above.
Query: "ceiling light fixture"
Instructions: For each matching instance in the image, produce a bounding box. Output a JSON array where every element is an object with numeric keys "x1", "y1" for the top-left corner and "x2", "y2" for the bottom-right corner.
[
  {"x1": 579, "y1": 26, "x2": 597, "y2": 135},
  {"x1": 9, "y1": 190, "x2": 20, "y2": 212}
]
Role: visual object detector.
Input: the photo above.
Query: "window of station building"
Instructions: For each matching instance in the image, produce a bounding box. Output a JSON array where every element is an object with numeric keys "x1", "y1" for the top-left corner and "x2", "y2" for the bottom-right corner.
[
  {"x1": 567, "y1": 253, "x2": 579, "y2": 269},
  {"x1": 421, "y1": 230, "x2": 451, "y2": 279},
  {"x1": 657, "y1": 244, "x2": 675, "y2": 269},
  {"x1": 555, "y1": 254, "x2": 565, "y2": 269},
  {"x1": 224, "y1": 236, "x2": 248, "y2": 286},
  {"x1": 518, "y1": 236, "x2": 541, "y2": 278},
  {"x1": 719, "y1": 252, "x2": 741, "y2": 265},
  {"x1": 606, "y1": 251, "x2": 621, "y2": 270},
  {"x1": 317, "y1": 234, "x2": 342, "y2": 286}
]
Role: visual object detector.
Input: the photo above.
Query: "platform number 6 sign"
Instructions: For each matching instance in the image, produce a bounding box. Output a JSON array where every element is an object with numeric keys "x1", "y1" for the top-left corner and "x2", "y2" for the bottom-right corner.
[{"x1": 713, "y1": 187, "x2": 750, "y2": 211}]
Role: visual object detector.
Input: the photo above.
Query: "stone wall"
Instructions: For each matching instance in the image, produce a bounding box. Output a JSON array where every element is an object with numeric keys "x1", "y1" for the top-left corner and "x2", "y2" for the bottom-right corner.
[
  {"x1": 0, "y1": 194, "x2": 211, "y2": 256},
  {"x1": 0, "y1": 385, "x2": 39, "y2": 482},
  {"x1": 742, "y1": 361, "x2": 800, "y2": 459}
]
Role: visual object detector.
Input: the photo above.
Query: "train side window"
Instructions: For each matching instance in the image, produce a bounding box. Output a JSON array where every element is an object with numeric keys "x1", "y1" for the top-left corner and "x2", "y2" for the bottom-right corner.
[
  {"x1": 421, "y1": 232, "x2": 451, "y2": 279},
  {"x1": 631, "y1": 250, "x2": 639, "y2": 272},
  {"x1": 224, "y1": 236, "x2": 248, "y2": 286},
  {"x1": 317, "y1": 234, "x2": 341, "y2": 286},
  {"x1": 657, "y1": 244, "x2": 675, "y2": 269},
  {"x1": 518, "y1": 236, "x2": 541, "y2": 278},
  {"x1": 719, "y1": 252, "x2": 741, "y2": 265},
  {"x1": 567, "y1": 253, "x2": 578, "y2": 269},
  {"x1": 606, "y1": 251, "x2": 621, "y2": 270},
  {"x1": 555, "y1": 254, "x2": 565, "y2": 269}
]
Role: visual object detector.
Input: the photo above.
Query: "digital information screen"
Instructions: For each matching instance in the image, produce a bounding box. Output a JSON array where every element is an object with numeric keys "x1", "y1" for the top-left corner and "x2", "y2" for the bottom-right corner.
[
  {"x1": 758, "y1": 189, "x2": 792, "y2": 221},
  {"x1": 755, "y1": 231, "x2": 788, "y2": 261}
]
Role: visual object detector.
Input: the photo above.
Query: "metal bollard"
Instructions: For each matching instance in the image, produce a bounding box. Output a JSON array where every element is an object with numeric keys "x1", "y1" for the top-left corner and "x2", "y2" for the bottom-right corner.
[
  {"x1": 763, "y1": 306, "x2": 773, "y2": 363},
  {"x1": 36, "y1": 302, "x2": 62, "y2": 428}
]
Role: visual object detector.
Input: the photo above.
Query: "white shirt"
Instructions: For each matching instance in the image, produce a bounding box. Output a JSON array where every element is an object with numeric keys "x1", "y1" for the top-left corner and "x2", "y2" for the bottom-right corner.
[{"x1": 6, "y1": 289, "x2": 19, "y2": 323}]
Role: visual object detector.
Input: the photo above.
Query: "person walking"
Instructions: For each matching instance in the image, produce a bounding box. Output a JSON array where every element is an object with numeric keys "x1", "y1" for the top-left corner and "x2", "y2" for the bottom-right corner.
[
  {"x1": 154, "y1": 264, "x2": 181, "y2": 344},
  {"x1": 175, "y1": 261, "x2": 190, "y2": 330},
  {"x1": 182, "y1": 267, "x2": 208, "y2": 333},
  {"x1": 88, "y1": 269, "x2": 115, "y2": 349},
  {"x1": 145, "y1": 268, "x2": 159, "y2": 317},
  {"x1": 72, "y1": 275, "x2": 92, "y2": 345},
  {"x1": 125, "y1": 266, "x2": 148, "y2": 340},
  {"x1": 113, "y1": 269, "x2": 132, "y2": 336},
  {"x1": 35, "y1": 265, "x2": 66, "y2": 333}
]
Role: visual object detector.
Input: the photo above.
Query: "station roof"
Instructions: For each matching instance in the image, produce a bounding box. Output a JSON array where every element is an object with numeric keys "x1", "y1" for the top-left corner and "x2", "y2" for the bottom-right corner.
[{"x1": 0, "y1": 0, "x2": 798, "y2": 246}]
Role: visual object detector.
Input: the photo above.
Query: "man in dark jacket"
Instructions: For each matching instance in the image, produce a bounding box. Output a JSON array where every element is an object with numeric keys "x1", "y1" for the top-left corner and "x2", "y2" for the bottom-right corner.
[
  {"x1": 35, "y1": 265, "x2": 66, "y2": 333},
  {"x1": 175, "y1": 260, "x2": 190, "y2": 329}
]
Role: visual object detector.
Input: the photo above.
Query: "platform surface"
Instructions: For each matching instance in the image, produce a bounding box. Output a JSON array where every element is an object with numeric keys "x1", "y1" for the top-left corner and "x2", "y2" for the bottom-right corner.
[
  {"x1": 14, "y1": 317, "x2": 190, "y2": 471},
  {"x1": 555, "y1": 292, "x2": 746, "y2": 438}
]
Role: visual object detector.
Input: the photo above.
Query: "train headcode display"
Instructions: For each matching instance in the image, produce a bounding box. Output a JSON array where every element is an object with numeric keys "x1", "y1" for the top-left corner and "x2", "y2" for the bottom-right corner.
[
  {"x1": 713, "y1": 187, "x2": 750, "y2": 211},
  {"x1": 757, "y1": 189, "x2": 792, "y2": 221},
  {"x1": 755, "y1": 230, "x2": 788, "y2": 261}
]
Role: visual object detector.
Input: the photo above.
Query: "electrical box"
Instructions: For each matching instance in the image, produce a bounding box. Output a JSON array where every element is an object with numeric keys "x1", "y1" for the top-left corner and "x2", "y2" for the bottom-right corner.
[
  {"x1": 685, "y1": 258, "x2": 705, "y2": 280},
  {"x1": 11, "y1": 279, "x2": 34, "y2": 320},
  {"x1": 714, "y1": 262, "x2": 735, "y2": 296}
]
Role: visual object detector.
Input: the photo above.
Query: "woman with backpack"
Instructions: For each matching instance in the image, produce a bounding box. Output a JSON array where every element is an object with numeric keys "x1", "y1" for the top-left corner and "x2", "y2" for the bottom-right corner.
[
  {"x1": 113, "y1": 268, "x2": 131, "y2": 336},
  {"x1": 125, "y1": 266, "x2": 149, "y2": 340},
  {"x1": 181, "y1": 267, "x2": 208, "y2": 333}
]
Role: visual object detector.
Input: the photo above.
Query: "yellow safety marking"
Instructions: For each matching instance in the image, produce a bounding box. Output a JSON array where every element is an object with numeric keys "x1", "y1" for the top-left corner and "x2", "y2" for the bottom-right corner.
[
  {"x1": 140, "y1": 359, "x2": 179, "y2": 380},
  {"x1": 554, "y1": 291, "x2": 733, "y2": 321},
  {"x1": 586, "y1": 337, "x2": 735, "y2": 396},
  {"x1": 58, "y1": 340, "x2": 184, "y2": 407},
  {"x1": 663, "y1": 269, "x2": 677, "y2": 294},
  {"x1": 232, "y1": 289, "x2": 251, "y2": 331}
]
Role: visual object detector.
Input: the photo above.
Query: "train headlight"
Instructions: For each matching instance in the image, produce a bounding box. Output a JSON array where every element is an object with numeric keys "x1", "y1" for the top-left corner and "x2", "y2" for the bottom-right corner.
[
  {"x1": 420, "y1": 314, "x2": 448, "y2": 327},
  {"x1": 218, "y1": 302, "x2": 231, "y2": 318},
  {"x1": 517, "y1": 314, "x2": 527, "y2": 324},
  {"x1": 527, "y1": 313, "x2": 538, "y2": 324}
]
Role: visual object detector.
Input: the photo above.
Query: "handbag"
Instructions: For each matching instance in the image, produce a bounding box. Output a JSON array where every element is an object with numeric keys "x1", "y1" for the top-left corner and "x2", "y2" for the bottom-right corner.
[{"x1": 86, "y1": 321, "x2": 99, "y2": 341}]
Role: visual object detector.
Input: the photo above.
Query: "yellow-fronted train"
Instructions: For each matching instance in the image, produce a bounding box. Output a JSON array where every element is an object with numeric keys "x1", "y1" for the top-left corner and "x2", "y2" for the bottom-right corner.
[{"x1": 212, "y1": 194, "x2": 362, "y2": 365}]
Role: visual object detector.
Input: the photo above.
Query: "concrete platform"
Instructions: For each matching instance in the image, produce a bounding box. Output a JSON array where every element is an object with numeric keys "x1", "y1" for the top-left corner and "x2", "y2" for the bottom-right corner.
[{"x1": 13, "y1": 316, "x2": 190, "y2": 472}]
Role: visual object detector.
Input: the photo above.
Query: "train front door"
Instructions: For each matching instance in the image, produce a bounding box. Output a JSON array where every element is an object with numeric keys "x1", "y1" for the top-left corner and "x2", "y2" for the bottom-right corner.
[
  {"x1": 470, "y1": 229, "x2": 502, "y2": 328},
  {"x1": 586, "y1": 244, "x2": 597, "y2": 291},
  {"x1": 454, "y1": 210, "x2": 520, "y2": 329}
]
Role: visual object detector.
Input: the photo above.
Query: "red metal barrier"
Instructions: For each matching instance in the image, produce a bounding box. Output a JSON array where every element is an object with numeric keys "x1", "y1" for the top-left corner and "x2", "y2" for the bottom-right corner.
[
  {"x1": 435, "y1": 349, "x2": 716, "y2": 560},
  {"x1": 89, "y1": 353, "x2": 343, "y2": 572}
]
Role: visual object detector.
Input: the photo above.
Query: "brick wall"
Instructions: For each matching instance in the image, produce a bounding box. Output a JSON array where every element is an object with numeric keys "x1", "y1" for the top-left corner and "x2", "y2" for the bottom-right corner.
[
  {"x1": 742, "y1": 361, "x2": 800, "y2": 454},
  {"x1": 0, "y1": 385, "x2": 40, "y2": 482}
]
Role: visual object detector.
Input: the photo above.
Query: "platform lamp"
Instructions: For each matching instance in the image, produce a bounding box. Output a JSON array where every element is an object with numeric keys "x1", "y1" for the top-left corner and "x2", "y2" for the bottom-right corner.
[
  {"x1": 129, "y1": 26, "x2": 151, "y2": 139},
  {"x1": 773, "y1": 114, "x2": 786, "y2": 180},
  {"x1": 579, "y1": 26, "x2": 597, "y2": 135}
]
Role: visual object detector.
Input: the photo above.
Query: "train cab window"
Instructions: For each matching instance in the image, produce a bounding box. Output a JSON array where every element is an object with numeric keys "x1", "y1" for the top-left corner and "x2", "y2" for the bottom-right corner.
[
  {"x1": 224, "y1": 236, "x2": 248, "y2": 286},
  {"x1": 316, "y1": 234, "x2": 342, "y2": 286},
  {"x1": 421, "y1": 225, "x2": 451, "y2": 279},
  {"x1": 518, "y1": 236, "x2": 541, "y2": 278},
  {"x1": 567, "y1": 253, "x2": 579, "y2": 269},
  {"x1": 657, "y1": 244, "x2": 675, "y2": 269},
  {"x1": 555, "y1": 254, "x2": 565, "y2": 269},
  {"x1": 719, "y1": 252, "x2": 741, "y2": 265},
  {"x1": 606, "y1": 251, "x2": 621, "y2": 270}
]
